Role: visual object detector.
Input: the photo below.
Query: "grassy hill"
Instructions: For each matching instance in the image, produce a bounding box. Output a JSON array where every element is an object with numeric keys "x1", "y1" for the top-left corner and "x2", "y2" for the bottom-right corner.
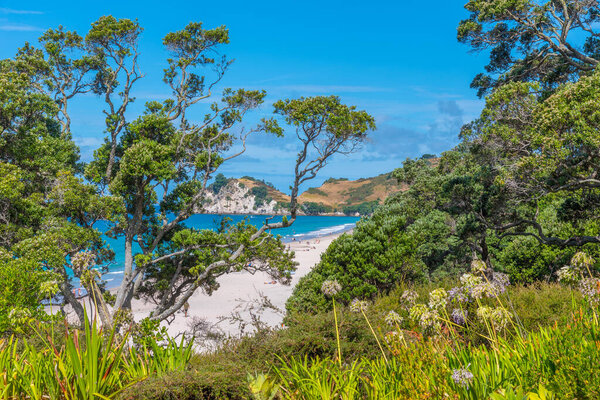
[
  {"x1": 216, "y1": 158, "x2": 442, "y2": 215},
  {"x1": 237, "y1": 176, "x2": 291, "y2": 203},
  {"x1": 231, "y1": 173, "x2": 404, "y2": 214},
  {"x1": 298, "y1": 173, "x2": 404, "y2": 213}
]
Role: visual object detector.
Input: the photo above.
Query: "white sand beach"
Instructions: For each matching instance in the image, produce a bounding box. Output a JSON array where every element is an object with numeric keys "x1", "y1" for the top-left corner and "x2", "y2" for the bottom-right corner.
[
  {"x1": 48, "y1": 231, "x2": 346, "y2": 338},
  {"x1": 133, "y1": 232, "x2": 342, "y2": 338}
]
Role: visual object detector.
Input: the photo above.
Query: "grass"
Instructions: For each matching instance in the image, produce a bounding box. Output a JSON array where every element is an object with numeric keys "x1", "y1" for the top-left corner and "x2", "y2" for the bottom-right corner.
[
  {"x1": 0, "y1": 313, "x2": 193, "y2": 400},
  {"x1": 4, "y1": 255, "x2": 599, "y2": 399}
]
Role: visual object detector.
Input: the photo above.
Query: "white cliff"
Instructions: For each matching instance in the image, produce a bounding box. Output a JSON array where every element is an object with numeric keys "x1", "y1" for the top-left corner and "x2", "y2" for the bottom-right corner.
[{"x1": 199, "y1": 180, "x2": 284, "y2": 215}]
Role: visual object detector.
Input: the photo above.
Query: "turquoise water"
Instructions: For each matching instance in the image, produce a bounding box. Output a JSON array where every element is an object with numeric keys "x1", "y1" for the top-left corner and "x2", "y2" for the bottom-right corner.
[{"x1": 94, "y1": 214, "x2": 359, "y2": 287}]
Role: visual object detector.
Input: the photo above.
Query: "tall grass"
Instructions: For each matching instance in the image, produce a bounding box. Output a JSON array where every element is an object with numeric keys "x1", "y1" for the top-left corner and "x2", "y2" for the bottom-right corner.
[
  {"x1": 0, "y1": 313, "x2": 193, "y2": 399},
  {"x1": 258, "y1": 253, "x2": 600, "y2": 399}
]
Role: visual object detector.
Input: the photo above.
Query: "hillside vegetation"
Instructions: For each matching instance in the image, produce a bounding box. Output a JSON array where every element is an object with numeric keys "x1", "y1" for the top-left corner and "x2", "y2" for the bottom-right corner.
[{"x1": 298, "y1": 173, "x2": 402, "y2": 213}]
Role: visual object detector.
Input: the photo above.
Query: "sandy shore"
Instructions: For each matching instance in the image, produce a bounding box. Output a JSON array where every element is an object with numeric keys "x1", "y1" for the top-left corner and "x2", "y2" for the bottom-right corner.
[{"x1": 48, "y1": 231, "x2": 346, "y2": 338}]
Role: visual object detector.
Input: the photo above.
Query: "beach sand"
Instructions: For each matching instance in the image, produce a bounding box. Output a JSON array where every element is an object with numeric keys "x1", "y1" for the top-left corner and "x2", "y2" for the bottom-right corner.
[
  {"x1": 49, "y1": 231, "x2": 346, "y2": 338},
  {"x1": 132, "y1": 232, "x2": 342, "y2": 338}
]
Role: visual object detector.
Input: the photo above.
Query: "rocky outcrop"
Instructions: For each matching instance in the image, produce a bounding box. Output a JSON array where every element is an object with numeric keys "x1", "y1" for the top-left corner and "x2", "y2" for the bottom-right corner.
[{"x1": 199, "y1": 181, "x2": 283, "y2": 215}]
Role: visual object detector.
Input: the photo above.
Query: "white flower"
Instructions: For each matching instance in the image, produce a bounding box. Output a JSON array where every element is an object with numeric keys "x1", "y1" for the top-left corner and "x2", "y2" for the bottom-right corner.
[
  {"x1": 400, "y1": 289, "x2": 418, "y2": 305},
  {"x1": 349, "y1": 298, "x2": 368, "y2": 312},
  {"x1": 557, "y1": 265, "x2": 583, "y2": 285},
  {"x1": 384, "y1": 310, "x2": 403, "y2": 326},
  {"x1": 471, "y1": 259, "x2": 487, "y2": 274},
  {"x1": 321, "y1": 280, "x2": 341, "y2": 297},
  {"x1": 428, "y1": 288, "x2": 448, "y2": 309},
  {"x1": 460, "y1": 273, "x2": 483, "y2": 289}
]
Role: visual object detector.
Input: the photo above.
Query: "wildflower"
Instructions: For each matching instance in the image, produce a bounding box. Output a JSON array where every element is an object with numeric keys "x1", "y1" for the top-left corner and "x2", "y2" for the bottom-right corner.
[
  {"x1": 448, "y1": 286, "x2": 470, "y2": 303},
  {"x1": 476, "y1": 306, "x2": 493, "y2": 320},
  {"x1": 409, "y1": 303, "x2": 428, "y2": 321},
  {"x1": 557, "y1": 265, "x2": 583, "y2": 285},
  {"x1": 471, "y1": 259, "x2": 487, "y2": 274},
  {"x1": 491, "y1": 272, "x2": 510, "y2": 294},
  {"x1": 8, "y1": 307, "x2": 31, "y2": 326},
  {"x1": 384, "y1": 310, "x2": 403, "y2": 326},
  {"x1": 460, "y1": 273, "x2": 483, "y2": 289},
  {"x1": 491, "y1": 307, "x2": 511, "y2": 331},
  {"x1": 400, "y1": 289, "x2": 418, "y2": 306},
  {"x1": 470, "y1": 282, "x2": 494, "y2": 299},
  {"x1": 321, "y1": 280, "x2": 341, "y2": 297},
  {"x1": 579, "y1": 278, "x2": 600, "y2": 306},
  {"x1": 349, "y1": 298, "x2": 368, "y2": 313},
  {"x1": 419, "y1": 308, "x2": 440, "y2": 331},
  {"x1": 384, "y1": 330, "x2": 405, "y2": 344},
  {"x1": 452, "y1": 366, "x2": 474, "y2": 388},
  {"x1": 39, "y1": 280, "x2": 60, "y2": 298},
  {"x1": 451, "y1": 308, "x2": 468, "y2": 325},
  {"x1": 571, "y1": 252, "x2": 595, "y2": 269},
  {"x1": 428, "y1": 288, "x2": 448, "y2": 309}
]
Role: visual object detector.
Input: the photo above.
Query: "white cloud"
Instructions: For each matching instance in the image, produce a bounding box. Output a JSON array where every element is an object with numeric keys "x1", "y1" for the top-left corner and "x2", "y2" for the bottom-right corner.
[
  {"x1": 0, "y1": 23, "x2": 42, "y2": 31},
  {"x1": 277, "y1": 84, "x2": 395, "y2": 94},
  {"x1": 0, "y1": 8, "x2": 43, "y2": 15},
  {"x1": 75, "y1": 136, "x2": 104, "y2": 148}
]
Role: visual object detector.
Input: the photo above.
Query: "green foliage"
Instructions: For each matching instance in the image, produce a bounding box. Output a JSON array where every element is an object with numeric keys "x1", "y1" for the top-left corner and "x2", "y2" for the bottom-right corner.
[
  {"x1": 458, "y1": 0, "x2": 600, "y2": 97},
  {"x1": 251, "y1": 185, "x2": 271, "y2": 207},
  {"x1": 342, "y1": 200, "x2": 379, "y2": 215},
  {"x1": 300, "y1": 202, "x2": 332, "y2": 215},
  {"x1": 304, "y1": 187, "x2": 327, "y2": 196},
  {"x1": 287, "y1": 201, "x2": 431, "y2": 313},
  {"x1": 0, "y1": 251, "x2": 59, "y2": 334},
  {"x1": 209, "y1": 173, "x2": 230, "y2": 194},
  {"x1": 0, "y1": 314, "x2": 193, "y2": 399},
  {"x1": 324, "y1": 177, "x2": 348, "y2": 184},
  {"x1": 273, "y1": 96, "x2": 376, "y2": 139}
]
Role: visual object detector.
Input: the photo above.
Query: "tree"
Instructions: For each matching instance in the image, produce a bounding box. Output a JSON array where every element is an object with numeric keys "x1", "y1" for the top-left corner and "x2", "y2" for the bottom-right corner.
[
  {"x1": 458, "y1": 0, "x2": 600, "y2": 96},
  {"x1": 464, "y1": 71, "x2": 600, "y2": 247},
  {"x1": 2, "y1": 17, "x2": 375, "y2": 329},
  {"x1": 0, "y1": 55, "x2": 117, "y2": 327},
  {"x1": 210, "y1": 173, "x2": 230, "y2": 194}
]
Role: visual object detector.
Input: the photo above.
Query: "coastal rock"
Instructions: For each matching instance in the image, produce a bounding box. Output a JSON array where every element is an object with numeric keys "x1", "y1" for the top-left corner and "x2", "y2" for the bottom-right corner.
[{"x1": 198, "y1": 181, "x2": 282, "y2": 215}]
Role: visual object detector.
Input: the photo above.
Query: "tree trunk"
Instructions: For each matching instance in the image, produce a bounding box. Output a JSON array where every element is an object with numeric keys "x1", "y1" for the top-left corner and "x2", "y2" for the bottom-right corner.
[
  {"x1": 114, "y1": 236, "x2": 134, "y2": 311},
  {"x1": 61, "y1": 283, "x2": 86, "y2": 327}
]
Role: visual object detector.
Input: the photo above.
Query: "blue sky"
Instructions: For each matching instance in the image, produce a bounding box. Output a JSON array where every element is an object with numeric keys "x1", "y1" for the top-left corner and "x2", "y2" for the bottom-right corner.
[{"x1": 0, "y1": 0, "x2": 488, "y2": 193}]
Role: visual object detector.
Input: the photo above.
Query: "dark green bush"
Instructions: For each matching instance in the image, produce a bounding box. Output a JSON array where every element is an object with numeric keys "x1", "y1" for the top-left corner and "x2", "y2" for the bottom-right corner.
[{"x1": 118, "y1": 362, "x2": 251, "y2": 400}]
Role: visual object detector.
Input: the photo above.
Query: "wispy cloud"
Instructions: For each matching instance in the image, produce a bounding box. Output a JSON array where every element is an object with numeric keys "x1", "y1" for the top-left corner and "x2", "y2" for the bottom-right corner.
[
  {"x1": 278, "y1": 84, "x2": 394, "y2": 94},
  {"x1": 0, "y1": 8, "x2": 43, "y2": 15},
  {"x1": 0, "y1": 23, "x2": 42, "y2": 31}
]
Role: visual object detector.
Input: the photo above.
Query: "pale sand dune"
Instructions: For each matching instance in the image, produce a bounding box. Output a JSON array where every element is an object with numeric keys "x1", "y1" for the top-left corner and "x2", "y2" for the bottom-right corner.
[{"x1": 49, "y1": 232, "x2": 346, "y2": 337}]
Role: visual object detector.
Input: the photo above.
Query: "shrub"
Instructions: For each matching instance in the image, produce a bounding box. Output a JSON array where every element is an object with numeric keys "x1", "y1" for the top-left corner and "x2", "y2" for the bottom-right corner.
[
  {"x1": 300, "y1": 202, "x2": 332, "y2": 215},
  {"x1": 119, "y1": 367, "x2": 251, "y2": 400}
]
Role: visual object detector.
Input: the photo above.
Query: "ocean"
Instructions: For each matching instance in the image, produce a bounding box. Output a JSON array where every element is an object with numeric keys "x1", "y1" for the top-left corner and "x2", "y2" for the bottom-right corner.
[{"x1": 94, "y1": 214, "x2": 360, "y2": 288}]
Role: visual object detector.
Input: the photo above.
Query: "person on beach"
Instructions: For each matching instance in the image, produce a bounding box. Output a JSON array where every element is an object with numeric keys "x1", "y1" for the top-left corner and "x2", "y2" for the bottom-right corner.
[{"x1": 183, "y1": 301, "x2": 190, "y2": 317}]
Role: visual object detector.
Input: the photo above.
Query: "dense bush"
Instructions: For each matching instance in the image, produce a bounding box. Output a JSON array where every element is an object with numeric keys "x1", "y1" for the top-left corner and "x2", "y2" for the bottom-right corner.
[
  {"x1": 119, "y1": 367, "x2": 250, "y2": 400},
  {"x1": 209, "y1": 173, "x2": 230, "y2": 194},
  {"x1": 342, "y1": 200, "x2": 379, "y2": 215},
  {"x1": 300, "y1": 201, "x2": 332, "y2": 215},
  {"x1": 251, "y1": 185, "x2": 271, "y2": 207},
  {"x1": 287, "y1": 150, "x2": 600, "y2": 314}
]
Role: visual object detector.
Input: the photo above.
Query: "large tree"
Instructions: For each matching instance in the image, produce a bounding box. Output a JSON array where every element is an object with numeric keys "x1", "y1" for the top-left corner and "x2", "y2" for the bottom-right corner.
[
  {"x1": 2, "y1": 18, "x2": 376, "y2": 329},
  {"x1": 463, "y1": 70, "x2": 600, "y2": 247},
  {"x1": 458, "y1": 0, "x2": 600, "y2": 97}
]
